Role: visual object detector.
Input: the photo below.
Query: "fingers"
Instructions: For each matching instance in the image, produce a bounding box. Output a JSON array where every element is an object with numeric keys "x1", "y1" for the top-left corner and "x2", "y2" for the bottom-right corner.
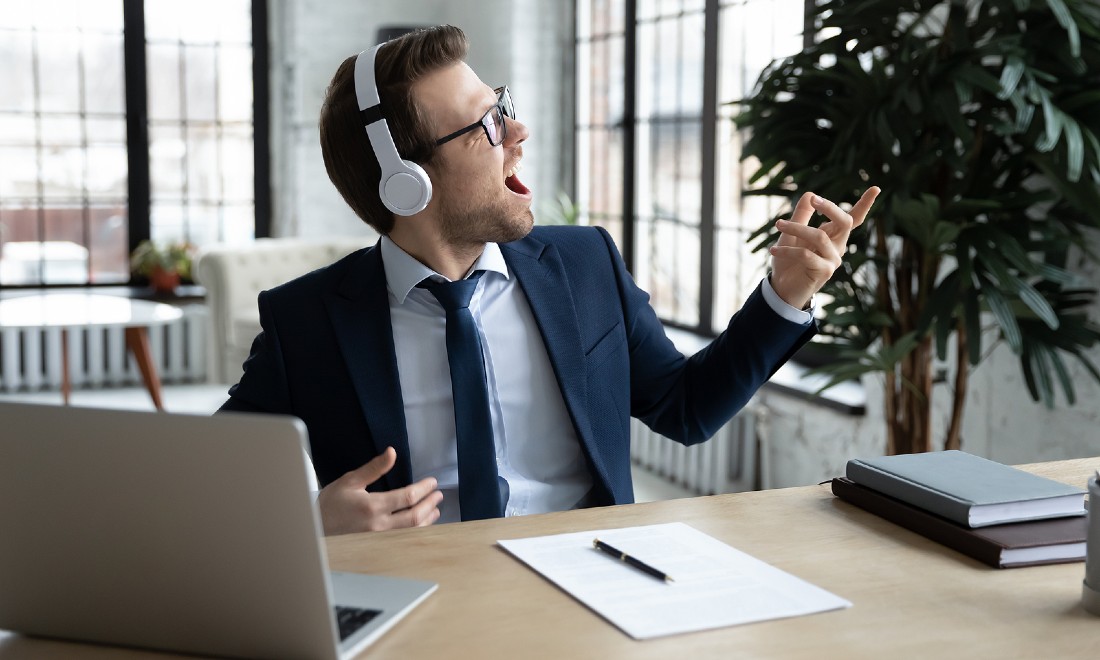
[
  {"x1": 319, "y1": 473, "x2": 442, "y2": 535},
  {"x1": 777, "y1": 192, "x2": 818, "y2": 247},
  {"x1": 388, "y1": 488, "x2": 444, "y2": 528},
  {"x1": 373, "y1": 476, "x2": 441, "y2": 515},
  {"x1": 789, "y1": 191, "x2": 816, "y2": 226},
  {"x1": 848, "y1": 186, "x2": 881, "y2": 227},
  {"x1": 338, "y1": 446, "x2": 397, "y2": 489},
  {"x1": 780, "y1": 187, "x2": 879, "y2": 251},
  {"x1": 774, "y1": 219, "x2": 840, "y2": 263}
]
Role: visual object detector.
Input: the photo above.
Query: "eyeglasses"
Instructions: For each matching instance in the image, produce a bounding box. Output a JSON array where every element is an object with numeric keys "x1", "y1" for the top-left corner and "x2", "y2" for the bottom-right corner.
[{"x1": 434, "y1": 86, "x2": 514, "y2": 147}]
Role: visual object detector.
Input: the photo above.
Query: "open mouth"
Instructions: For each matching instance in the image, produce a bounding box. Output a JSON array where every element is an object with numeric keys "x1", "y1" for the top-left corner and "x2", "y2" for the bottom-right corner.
[{"x1": 505, "y1": 160, "x2": 531, "y2": 196}]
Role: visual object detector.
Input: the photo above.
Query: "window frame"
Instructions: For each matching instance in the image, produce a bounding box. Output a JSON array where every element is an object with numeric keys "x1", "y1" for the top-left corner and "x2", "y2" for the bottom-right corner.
[
  {"x1": 575, "y1": 0, "x2": 813, "y2": 337},
  {"x1": 0, "y1": 0, "x2": 270, "y2": 290}
]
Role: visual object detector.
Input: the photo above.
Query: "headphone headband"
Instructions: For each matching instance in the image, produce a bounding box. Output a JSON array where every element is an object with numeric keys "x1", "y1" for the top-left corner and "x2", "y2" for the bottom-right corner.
[{"x1": 352, "y1": 45, "x2": 432, "y2": 217}]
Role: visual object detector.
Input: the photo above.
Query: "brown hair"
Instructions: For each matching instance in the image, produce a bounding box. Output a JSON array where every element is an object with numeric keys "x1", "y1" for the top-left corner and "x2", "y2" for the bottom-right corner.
[{"x1": 319, "y1": 25, "x2": 469, "y2": 234}]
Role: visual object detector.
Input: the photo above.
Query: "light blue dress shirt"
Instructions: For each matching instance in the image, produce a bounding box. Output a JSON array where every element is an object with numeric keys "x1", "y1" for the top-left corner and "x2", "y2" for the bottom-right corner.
[{"x1": 379, "y1": 236, "x2": 811, "y2": 523}]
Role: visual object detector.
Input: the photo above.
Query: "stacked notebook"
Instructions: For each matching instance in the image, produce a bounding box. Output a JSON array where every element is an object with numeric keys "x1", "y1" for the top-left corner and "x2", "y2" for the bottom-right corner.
[{"x1": 832, "y1": 450, "x2": 1088, "y2": 569}]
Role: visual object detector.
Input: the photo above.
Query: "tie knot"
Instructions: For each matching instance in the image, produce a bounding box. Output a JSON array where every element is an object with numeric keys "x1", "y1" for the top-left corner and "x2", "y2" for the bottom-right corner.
[{"x1": 420, "y1": 271, "x2": 483, "y2": 311}]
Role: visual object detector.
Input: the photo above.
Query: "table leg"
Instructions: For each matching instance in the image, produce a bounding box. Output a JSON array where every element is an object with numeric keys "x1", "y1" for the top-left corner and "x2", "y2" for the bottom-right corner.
[
  {"x1": 60, "y1": 328, "x2": 71, "y2": 405},
  {"x1": 124, "y1": 327, "x2": 165, "y2": 411}
]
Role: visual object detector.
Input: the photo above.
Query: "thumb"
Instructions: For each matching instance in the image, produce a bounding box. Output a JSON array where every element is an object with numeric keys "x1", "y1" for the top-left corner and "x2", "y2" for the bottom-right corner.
[{"x1": 338, "y1": 446, "x2": 397, "y2": 490}]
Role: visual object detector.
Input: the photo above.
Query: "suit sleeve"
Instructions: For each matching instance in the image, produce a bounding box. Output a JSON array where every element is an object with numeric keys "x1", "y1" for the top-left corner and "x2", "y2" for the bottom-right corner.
[
  {"x1": 593, "y1": 226, "x2": 816, "y2": 445},
  {"x1": 217, "y1": 290, "x2": 294, "y2": 415}
]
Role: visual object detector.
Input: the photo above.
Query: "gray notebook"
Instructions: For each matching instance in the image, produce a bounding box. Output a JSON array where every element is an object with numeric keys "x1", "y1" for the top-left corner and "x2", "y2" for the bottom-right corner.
[
  {"x1": 0, "y1": 401, "x2": 436, "y2": 659},
  {"x1": 846, "y1": 450, "x2": 1086, "y2": 528}
]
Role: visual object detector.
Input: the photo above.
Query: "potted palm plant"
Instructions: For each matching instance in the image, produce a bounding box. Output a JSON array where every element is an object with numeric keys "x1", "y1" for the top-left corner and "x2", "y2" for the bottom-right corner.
[{"x1": 735, "y1": 0, "x2": 1100, "y2": 454}]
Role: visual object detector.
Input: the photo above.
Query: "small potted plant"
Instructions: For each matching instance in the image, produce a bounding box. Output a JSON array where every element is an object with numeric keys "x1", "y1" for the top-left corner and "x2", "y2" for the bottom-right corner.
[{"x1": 130, "y1": 240, "x2": 195, "y2": 294}]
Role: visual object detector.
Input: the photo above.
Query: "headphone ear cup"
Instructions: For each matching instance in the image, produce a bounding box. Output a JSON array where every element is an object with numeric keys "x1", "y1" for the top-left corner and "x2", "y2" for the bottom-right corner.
[{"x1": 379, "y1": 161, "x2": 432, "y2": 216}]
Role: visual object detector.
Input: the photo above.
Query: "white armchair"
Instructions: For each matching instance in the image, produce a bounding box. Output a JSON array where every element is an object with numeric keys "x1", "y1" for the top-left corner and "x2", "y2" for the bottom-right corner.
[{"x1": 193, "y1": 237, "x2": 370, "y2": 384}]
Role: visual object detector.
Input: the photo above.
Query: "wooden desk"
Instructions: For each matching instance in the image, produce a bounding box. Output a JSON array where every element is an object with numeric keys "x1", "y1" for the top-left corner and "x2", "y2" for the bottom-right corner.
[
  {"x1": 2, "y1": 458, "x2": 1098, "y2": 658},
  {"x1": 334, "y1": 457, "x2": 1100, "y2": 658}
]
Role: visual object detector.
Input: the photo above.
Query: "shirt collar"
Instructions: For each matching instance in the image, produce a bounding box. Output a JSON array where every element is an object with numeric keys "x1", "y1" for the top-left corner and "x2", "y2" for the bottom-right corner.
[{"x1": 380, "y1": 235, "x2": 510, "y2": 304}]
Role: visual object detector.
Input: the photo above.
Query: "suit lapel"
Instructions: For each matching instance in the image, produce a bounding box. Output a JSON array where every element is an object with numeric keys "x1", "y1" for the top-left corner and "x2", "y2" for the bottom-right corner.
[
  {"x1": 502, "y1": 238, "x2": 613, "y2": 492},
  {"x1": 323, "y1": 244, "x2": 413, "y2": 490}
]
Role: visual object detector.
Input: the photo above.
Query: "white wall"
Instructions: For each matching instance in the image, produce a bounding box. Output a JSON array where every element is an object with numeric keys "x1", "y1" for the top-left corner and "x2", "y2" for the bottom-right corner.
[{"x1": 267, "y1": 0, "x2": 573, "y2": 239}]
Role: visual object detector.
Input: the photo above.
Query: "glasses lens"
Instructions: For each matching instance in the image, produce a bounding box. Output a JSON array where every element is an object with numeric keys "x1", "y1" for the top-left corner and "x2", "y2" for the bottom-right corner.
[
  {"x1": 499, "y1": 87, "x2": 514, "y2": 120},
  {"x1": 481, "y1": 109, "x2": 501, "y2": 146},
  {"x1": 491, "y1": 106, "x2": 506, "y2": 146}
]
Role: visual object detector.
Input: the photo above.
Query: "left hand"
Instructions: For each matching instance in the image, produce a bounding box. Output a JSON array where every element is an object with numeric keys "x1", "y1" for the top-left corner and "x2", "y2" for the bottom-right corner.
[{"x1": 769, "y1": 187, "x2": 881, "y2": 309}]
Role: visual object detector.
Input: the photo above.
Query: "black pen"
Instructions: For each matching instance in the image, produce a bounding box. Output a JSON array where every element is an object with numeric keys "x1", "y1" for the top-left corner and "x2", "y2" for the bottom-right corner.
[{"x1": 592, "y1": 538, "x2": 674, "y2": 582}]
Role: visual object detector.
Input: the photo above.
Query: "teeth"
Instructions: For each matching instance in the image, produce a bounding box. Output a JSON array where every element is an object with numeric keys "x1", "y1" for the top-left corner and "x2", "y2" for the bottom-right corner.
[{"x1": 506, "y1": 160, "x2": 523, "y2": 179}]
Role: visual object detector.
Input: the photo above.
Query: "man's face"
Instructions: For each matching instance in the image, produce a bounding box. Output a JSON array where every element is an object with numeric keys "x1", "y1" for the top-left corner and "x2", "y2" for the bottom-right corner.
[{"x1": 414, "y1": 62, "x2": 534, "y2": 246}]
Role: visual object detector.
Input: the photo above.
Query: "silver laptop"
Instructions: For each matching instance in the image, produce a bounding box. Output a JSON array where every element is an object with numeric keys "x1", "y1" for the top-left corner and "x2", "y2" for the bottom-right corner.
[{"x1": 0, "y1": 401, "x2": 436, "y2": 659}]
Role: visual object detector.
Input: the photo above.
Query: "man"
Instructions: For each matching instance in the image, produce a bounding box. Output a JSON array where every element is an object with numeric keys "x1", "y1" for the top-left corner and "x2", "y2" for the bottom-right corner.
[{"x1": 220, "y1": 25, "x2": 879, "y2": 534}]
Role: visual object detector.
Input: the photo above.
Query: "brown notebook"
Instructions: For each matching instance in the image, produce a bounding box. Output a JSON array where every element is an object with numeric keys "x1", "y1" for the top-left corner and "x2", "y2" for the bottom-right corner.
[{"x1": 831, "y1": 477, "x2": 1087, "y2": 569}]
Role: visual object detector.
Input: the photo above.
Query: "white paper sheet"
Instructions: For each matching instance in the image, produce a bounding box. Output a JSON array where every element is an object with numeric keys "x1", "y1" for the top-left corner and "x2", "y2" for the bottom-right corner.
[{"x1": 498, "y1": 522, "x2": 850, "y2": 639}]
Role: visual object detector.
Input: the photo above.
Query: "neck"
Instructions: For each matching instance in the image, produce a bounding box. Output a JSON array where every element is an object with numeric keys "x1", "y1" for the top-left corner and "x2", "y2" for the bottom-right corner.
[{"x1": 388, "y1": 223, "x2": 485, "y2": 282}]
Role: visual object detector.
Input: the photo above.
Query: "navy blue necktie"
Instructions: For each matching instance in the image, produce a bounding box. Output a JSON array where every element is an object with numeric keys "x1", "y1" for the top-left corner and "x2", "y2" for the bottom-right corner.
[{"x1": 420, "y1": 272, "x2": 507, "y2": 521}]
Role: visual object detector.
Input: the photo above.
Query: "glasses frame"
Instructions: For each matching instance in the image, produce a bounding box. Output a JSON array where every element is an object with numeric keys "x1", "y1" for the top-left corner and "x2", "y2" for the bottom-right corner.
[{"x1": 434, "y1": 86, "x2": 513, "y2": 147}]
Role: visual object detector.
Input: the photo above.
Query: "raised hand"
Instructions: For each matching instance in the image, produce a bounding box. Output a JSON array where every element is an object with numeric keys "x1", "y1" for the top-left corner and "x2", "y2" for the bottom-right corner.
[{"x1": 768, "y1": 187, "x2": 880, "y2": 310}]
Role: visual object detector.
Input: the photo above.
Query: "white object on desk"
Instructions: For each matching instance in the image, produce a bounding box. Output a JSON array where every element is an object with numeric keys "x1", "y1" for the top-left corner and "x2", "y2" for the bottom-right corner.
[
  {"x1": 1084, "y1": 473, "x2": 1100, "y2": 615},
  {"x1": 498, "y1": 522, "x2": 850, "y2": 640}
]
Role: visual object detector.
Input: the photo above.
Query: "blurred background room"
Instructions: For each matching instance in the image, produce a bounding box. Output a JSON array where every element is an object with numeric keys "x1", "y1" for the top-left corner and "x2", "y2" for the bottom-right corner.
[{"x1": 2, "y1": 0, "x2": 1099, "y2": 499}]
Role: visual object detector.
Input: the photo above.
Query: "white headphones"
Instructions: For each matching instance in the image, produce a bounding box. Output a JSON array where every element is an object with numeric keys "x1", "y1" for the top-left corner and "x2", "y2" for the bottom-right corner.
[{"x1": 353, "y1": 45, "x2": 432, "y2": 216}]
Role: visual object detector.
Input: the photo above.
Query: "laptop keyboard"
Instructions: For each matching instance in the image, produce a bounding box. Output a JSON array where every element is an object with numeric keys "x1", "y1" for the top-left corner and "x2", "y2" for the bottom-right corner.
[{"x1": 335, "y1": 605, "x2": 382, "y2": 641}]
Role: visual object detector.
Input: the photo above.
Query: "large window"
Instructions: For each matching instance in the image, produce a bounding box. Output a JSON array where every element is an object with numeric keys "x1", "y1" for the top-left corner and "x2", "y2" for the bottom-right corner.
[
  {"x1": 576, "y1": 0, "x2": 806, "y2": 334},
  {"x1": 0, "y1": 0, "x2": 267, "y2": 287}
]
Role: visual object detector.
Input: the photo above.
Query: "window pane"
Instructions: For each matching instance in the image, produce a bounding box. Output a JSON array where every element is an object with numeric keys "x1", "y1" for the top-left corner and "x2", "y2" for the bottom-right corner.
[
  {"x1": 149, "y1": 202, "x2": 185, "y2": 243},
  {"x1": 713, "y1": 0, "x2": 806, "y2": 331},
  {"x1": 77, "y1": 0, "x2": 123, "y2": 33},
  {"x1": 214, "y1": 0, "x2": 252, "y2": 43},
  {"x1": 145, "y1": 0, "x2": 256, "y2": 249},
  {"x1": 0, "y1": 114, "x2": 37, "y2": 146},
  {"x1": 88, "y1": 204, "x2": 129, "y2": 283},
  {"x1": 184, "y1": 45, "x2": 217, "y2": 121},
  {"x1": 221, "y1": 203, "x2": 255, "y2": 245},
  {"x1": 39, "y1": 145, "x2": 83, "y2": 198},
  {"x1": 149, "y1": 123, "x2": 185, "y2": 201},
  {"x1": 218, "y1": 44, "x2": 253, "y2": 122},
  {"x1": 144, "y1": 2, "x2": 185, "y2": 41},
  {"x1": 86, "y1": 116, "x2": 127, "y2": 144},
  {"x1": 675, "y1": 121, "x2": 702, "y2": 223},
  {"x1": 679, "y1": 13, "x2": 704, "y2": 116},
  {"x1": 0, "y1": 205, "x2": 37, "y2": 285},
  {"x1": 83, "y1": 33, "x2": 125, "y2": 114},
  {"x1": 40, "y1": 115, "x2": 82, "y2": 146},
  {"x1": 0, "y1": 33, "x2": 35, "y2": 113},
  {"x1": 32, "y1": 0, "x2": 83, "y2": 31},
  {"x1": 0, "y1": 0, "x2": 258, "y2": 286},
  {"x1": 85, "y1": 144, "x2": 128, "y2": 200},
  {"x1": 221, "y1": 125, "x2": 253, "y2": 203},
  {"x1": 147, "y1": 43, "x2": 182, "y2": 121},
  {"x1": 43, "y1": 205, "x2": 83, "y2": 243},
  {"x1": 186, "y1": 128, "x2": 219, "y2": 202},
  {"x1": 0, "y1": 146, "x2": 38, "y2": 198},
  {"x1": 36, "y1": 32, "x2": 82, "y2": 114}
]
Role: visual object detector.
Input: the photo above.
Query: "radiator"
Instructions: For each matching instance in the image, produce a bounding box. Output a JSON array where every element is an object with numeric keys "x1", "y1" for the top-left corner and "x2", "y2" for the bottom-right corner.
[
  {"x1": 630, "y1": 406, "x2": 761, "y2": 495},
  {"x1": 0, "y1": 304, "x2": 208, "y2": 392}
]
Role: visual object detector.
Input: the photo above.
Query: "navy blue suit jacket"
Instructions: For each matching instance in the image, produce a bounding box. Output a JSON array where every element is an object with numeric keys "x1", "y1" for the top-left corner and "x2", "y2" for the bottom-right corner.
[{"x1": 220, "y1": 225, "x2": 815, "y2": 506}]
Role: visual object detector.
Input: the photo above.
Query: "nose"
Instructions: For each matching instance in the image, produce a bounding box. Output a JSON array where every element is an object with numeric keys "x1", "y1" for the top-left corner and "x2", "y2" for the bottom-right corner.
[{"x1": 504, "y1": 116, "x2": 528, "y2": 147}]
